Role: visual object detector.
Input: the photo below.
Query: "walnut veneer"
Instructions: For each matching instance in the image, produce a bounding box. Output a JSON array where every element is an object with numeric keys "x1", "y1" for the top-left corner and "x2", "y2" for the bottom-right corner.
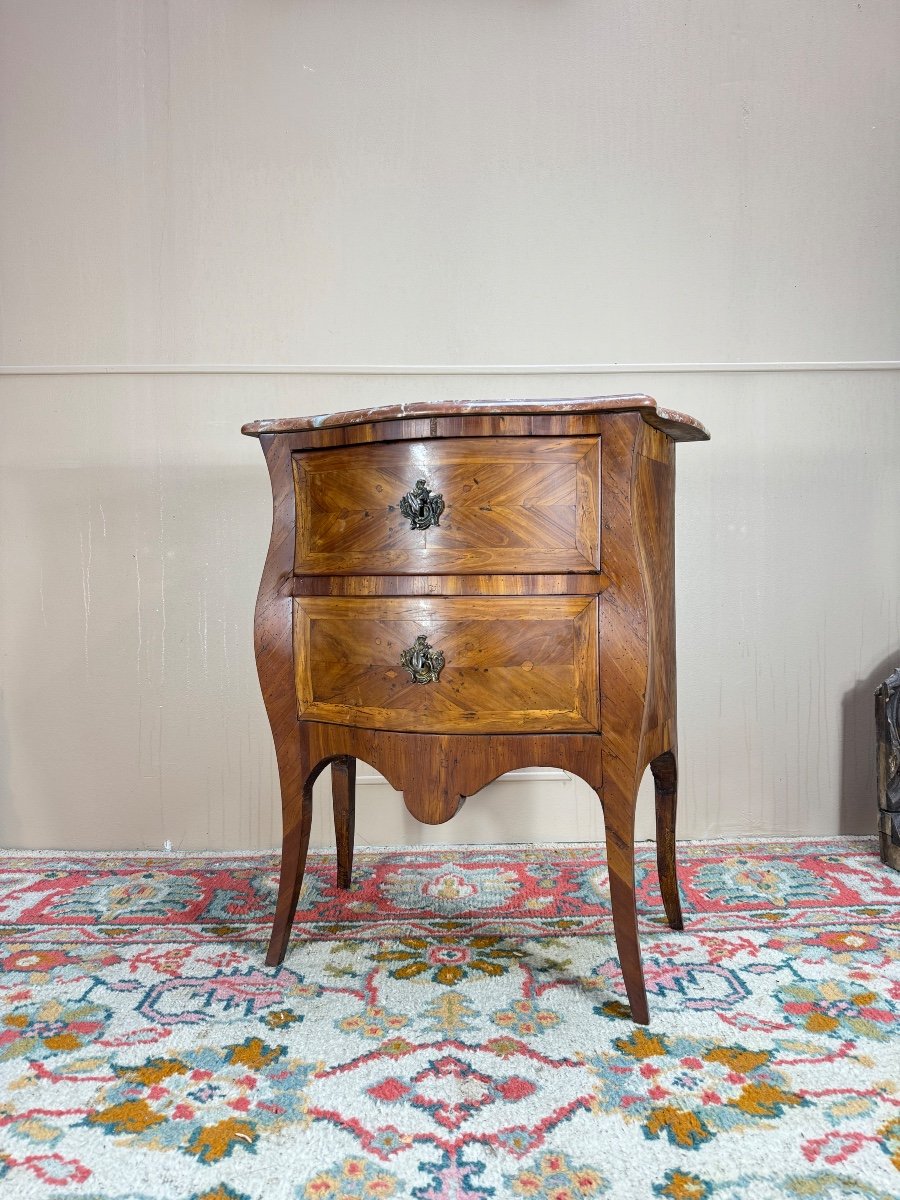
[{"x1": 243, "y1": 394, "x2": 709, "y2": 1024}]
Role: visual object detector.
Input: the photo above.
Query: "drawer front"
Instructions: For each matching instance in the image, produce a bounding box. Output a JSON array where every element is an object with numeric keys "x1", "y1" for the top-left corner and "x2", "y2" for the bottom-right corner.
[
  {"x1": 293, "y1": 437, "x2": 600, "y2": 575},
  {"x1": 294, "y1": 596, "x2": 599, "y2": 734}
]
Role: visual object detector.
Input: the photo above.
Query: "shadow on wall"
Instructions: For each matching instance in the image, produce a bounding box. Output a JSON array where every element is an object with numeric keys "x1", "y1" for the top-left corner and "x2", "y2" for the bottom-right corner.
[
  {"x1": 0, "y1": 687, "x2": 15, "y2": 845},
  {"x1": 841, "y1": 651, "x2": 900, "y2": 835}
]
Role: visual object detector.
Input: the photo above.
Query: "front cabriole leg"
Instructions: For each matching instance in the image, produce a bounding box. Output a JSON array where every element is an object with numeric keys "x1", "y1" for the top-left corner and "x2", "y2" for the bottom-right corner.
[
  {"x1": 598, "y1": 761, "x2": 649, "y2": 1025},
  {"x1": 266, "y1": 727, "x2": 315, "y2": 966},
  {"x1": 246, "y1": 431, "x2": 316, "y2": 968},
  {"x1": 598, "y1": 412, "x2": 683, "y2": 1023}
]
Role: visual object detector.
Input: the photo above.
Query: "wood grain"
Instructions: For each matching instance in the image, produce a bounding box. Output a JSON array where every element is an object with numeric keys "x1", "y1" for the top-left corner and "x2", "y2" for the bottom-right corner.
[
  {"x1": 250, "y1": 432, "x2": 321, "y2": 968},
  {"x1": 651, "y1": 749, "x2": 684, "y2": 930},
  {"x1": 296, "y1": 724, "x2": 605, "y2": 826},
  {"x1": 293, "y1": 595, "x2": 599, "y2": 734},
  {"x1": 293, "y1": 437, "x2": 601, "y2": 575},
  {"x1": 331, "y1": 756, "x2": 355, "y2": 889},
  {"x1": 291, "y1": 573, "x2": 610, "y2": 597},
  {"x1": 247, "y1": 397, "x2": 707, "y2": 1022},
  {"x1": 596, "y1": 412, "x2": 652, "y2": 1022},
  {"x1": 635, "y1": 422, "x2": 677, "y2": 758}
]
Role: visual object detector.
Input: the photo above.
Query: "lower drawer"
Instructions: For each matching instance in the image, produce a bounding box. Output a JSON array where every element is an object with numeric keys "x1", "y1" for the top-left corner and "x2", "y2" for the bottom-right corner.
[{"x1": 293, "y1": 595, "x2": 599, "y2": 734}]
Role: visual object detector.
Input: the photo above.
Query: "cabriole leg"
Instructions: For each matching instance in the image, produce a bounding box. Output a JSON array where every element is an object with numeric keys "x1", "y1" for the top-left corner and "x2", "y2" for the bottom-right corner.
[
  {"x1": 266, "y1": 727, "x2": 314, "y2": 968},
  {"x1": 599, "y1": 772, "x2": 649, "y2": 1025},
  {"x1": 650, "y1": 748, "x2": 684, "y2": 931},
  {"x1": 332, "y1": 756, "x2": 356, "y2": 889}
]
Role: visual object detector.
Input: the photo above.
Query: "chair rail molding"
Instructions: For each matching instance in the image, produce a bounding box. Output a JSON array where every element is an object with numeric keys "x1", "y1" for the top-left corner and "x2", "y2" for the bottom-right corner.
[
  {"x1": 1, "y1": 361, "x2": 899, "y2": 377},
  {"x1": 356, "y1": 767, "x2": 571, "y2": 786}
]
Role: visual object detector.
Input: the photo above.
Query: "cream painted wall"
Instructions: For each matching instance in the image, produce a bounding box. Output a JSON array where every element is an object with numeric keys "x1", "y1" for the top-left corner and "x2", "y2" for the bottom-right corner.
[{"x1": 1, "y1": 2, "x2": 898, "y2": 850}]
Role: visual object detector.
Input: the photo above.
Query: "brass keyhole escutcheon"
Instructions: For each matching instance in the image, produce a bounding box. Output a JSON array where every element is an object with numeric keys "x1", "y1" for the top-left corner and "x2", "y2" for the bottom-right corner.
[
  {"x1": 398, "y1": 479, "x2": 444, "y2": 530},
  {"x1": 400, "y1": 634, "x2": 445, "y2": 685}
]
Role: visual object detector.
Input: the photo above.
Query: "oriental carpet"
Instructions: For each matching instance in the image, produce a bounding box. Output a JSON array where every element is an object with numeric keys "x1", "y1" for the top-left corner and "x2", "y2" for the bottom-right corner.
[{"x1": 0, "y1": 837, "x2": 897, "y2": 1199}]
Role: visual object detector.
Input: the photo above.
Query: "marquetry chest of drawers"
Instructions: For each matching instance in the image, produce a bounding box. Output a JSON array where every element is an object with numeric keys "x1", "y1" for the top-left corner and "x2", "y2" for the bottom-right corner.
[{"x1": 243, "y1": 395, "x2": 709, "y2": 1024}]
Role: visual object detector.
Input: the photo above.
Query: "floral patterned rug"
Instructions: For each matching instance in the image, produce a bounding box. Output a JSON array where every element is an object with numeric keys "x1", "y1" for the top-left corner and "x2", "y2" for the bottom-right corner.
[{"x1": 0, "y1": 837, "x2": 898, "y2": 1199}]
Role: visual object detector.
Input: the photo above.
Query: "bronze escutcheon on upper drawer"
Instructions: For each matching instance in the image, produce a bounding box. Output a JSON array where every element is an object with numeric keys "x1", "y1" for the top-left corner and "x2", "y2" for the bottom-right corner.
[
  {"x1": 293, "y1": 595, "x2": 599, "y2": 734},
  {"x1": 292, "y1": 437, "x2": 600, "y2": 575}
]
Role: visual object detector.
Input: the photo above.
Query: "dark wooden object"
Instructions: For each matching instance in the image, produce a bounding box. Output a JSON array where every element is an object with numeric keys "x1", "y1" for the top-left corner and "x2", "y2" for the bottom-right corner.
[
  {"x1": 876, "y1": 668, "x2": 900, "y2": 872},
  {"x1": 243, "y1": 394, "x2": 709, "y2": 1024}
]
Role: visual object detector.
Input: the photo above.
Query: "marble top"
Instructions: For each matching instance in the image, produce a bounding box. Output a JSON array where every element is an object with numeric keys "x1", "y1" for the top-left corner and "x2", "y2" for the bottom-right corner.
[{"x1": 241, "y1": 394, "x2": 709, "y2": 442}]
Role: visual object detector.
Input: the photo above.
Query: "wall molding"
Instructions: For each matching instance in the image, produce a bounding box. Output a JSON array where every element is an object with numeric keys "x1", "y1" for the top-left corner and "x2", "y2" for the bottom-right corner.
[
  {"x1": 357, "y1": 768, "x2": 570, "y2": 786},
  {"x1": 1, "y1": 361, "x2": 899, "y2": 377}
]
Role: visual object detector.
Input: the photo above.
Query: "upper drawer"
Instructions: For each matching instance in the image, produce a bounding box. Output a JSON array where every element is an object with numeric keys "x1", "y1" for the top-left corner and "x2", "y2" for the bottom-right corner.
[{"x1": 292, "y1": 437, "x2": 600, "y2": 575}]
